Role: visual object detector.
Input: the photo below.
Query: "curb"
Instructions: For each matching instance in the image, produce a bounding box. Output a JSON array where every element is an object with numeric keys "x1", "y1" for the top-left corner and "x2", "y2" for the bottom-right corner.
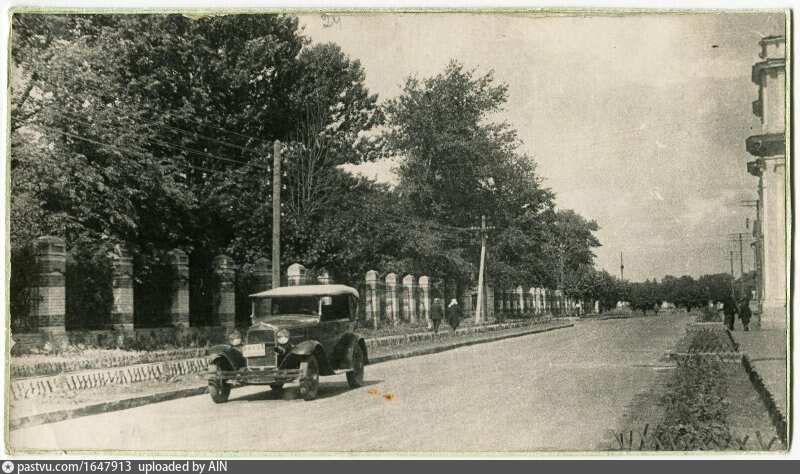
[
  {"x1": 369, "y1": 322, "x2": 573, "y2": 363},
  {"x1": 10, "y1": 323, "x2": 574, "y2": 431},
  {"x1": 741, "y1": 354, "x2": 788, "y2": 445},
  {"x1": 9, "y1": 386, "x2": 209, "y2": 431}
]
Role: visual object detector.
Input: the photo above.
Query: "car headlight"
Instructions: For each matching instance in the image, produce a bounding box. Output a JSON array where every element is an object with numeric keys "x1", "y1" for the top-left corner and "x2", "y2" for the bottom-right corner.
[
  {"x1": 228, "y1": 330, "x2": 242, "y2": 346},
  {"x1": 276, "y1": 329, "x2": 290, "y2": 345}
]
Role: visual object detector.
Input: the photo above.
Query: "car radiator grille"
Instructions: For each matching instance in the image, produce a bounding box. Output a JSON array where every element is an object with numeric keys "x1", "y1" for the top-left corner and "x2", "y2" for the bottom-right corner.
[{"x1": 246, "y1": 328, "x2": 277, "y2": 368}]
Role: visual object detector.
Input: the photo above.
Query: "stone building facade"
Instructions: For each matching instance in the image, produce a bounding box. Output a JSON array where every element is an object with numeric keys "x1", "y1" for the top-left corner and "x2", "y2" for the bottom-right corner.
[{"x1": 746, "y1": 36, "x2": 787, "y2": 330}]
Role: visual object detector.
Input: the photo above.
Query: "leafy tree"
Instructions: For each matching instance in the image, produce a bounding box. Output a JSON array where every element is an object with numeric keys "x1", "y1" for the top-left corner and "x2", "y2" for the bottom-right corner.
[
  {"x1": 9, "y1": 14, "x2": 380, "y2": 328},
  {"x1": 540, "y1": 209, "x2": 600, "y2": 300},
  {"x1": 383, "y1": 61, "x2": 558, "y2": 285}
]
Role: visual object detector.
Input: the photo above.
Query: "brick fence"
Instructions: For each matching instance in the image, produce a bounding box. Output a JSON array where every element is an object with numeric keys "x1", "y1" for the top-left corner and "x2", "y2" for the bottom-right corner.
[{"x1": 13, "y1": 236, "x2": 594, "y2": 352}]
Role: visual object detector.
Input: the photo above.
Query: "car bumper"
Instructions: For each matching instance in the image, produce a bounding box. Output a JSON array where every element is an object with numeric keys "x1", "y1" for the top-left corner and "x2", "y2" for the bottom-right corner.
[{"x1": 207, "y1": 368, "x2": 301, "y2": 385}]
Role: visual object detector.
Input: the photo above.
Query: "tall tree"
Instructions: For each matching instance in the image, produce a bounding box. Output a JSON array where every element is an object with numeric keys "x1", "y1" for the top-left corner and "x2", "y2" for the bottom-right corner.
[{"x1": 383, "y1": 61, "x2": 556, "y2": 283}]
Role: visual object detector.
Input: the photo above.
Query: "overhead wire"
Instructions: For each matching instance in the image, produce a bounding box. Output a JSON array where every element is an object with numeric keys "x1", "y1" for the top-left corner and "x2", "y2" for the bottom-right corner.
[
  {"x1": 37, "y1": 124, "x2": 265, "y2": 185},
  {"x1": 39, "y1": 105, "x2": 271, "y2": 171}
]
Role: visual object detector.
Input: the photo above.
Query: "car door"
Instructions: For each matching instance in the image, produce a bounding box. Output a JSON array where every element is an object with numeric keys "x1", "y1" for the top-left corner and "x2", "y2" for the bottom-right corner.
[{"x1": 311, "y1": 295, "x2": 351, "y2": 360}]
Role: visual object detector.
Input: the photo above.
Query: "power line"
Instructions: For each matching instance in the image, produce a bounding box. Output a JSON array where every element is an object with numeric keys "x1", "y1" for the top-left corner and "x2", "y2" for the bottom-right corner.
[
  {"x1": 38, "y1": 106, "x2": 270, "y2": 171},
  {"x1": 37, "y1": 124, "x2": 265, "y2": 185},
  {"x1": 39, "y1": 102, "x2": 267, "y2": 156},
  {"x1": 73, "y1": 81, "x2": 276, "y2": 146}
]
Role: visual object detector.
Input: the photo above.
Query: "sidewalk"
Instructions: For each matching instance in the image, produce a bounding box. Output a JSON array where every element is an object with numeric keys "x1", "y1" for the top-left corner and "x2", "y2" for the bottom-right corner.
[
  {"x1": 728, "y1": 328, "x2": 788, "y2": 440},
  {"x1": 9, "y1": 320, "x2": 573, "y2": 430}
]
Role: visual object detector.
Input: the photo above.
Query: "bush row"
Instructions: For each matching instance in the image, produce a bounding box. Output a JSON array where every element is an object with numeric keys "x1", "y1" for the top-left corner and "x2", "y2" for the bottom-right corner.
[{"x1": 10, "y1": 348, "x2": 207, "y2": 379}]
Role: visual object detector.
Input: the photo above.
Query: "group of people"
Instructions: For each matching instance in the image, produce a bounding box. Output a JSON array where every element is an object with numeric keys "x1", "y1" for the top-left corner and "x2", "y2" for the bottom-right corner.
[
  {"x1": 703, "y1": 297, "x2": 752, "y2": 331},
  {"x1": 429, "y1": 298, "x2": 461, "y2": 333}
]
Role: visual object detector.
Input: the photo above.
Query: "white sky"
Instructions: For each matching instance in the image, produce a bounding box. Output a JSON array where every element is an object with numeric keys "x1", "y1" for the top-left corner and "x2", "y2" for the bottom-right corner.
[{"x1": 300, "y1": 12, "x2": 785, "y2": 282}]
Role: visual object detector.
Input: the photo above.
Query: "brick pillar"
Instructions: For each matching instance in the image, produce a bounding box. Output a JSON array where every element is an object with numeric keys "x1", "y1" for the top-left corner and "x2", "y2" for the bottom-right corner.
[
  {"x1": 542, "y1": 289, "x2": 549, "y2": 315},
  {"x1": 445, "y1": 280, "x2": 458, "y2": 307},
  {"x1": 167, "y1": 249, "x2": 190, "y2": 329},
  {"x1": 537, "y1": 288, "x2": 544, "y2": 315},
  {"x1": 287, "y1": 263, "x2": 307, "y2": 286},
  {"x1": 33, "y1": 236, "x2": 66, "y2": 336},
  {"x1": 110, "y1": 246, "x2": 134, "y2": 333},
  {"x1": 385, "y1": 273, "x2": 399, "y2": 326},
  {"x1": 365, "y1": 270, "x2": 380, "y2": 329},
  {"x1": 460, "y1": 286, "x2": 473, "y2": 320},
  {"x1": 402, "y1": 274, "x2": 416, "y2": 323},
  {"x1": 419, "y1": 276, "x2": 430, "y2": 327},
  {"x1": 212, "y1": 255, "x2": 236, "y2": 330},
  {"x1": 253, "y1": 258, "x2": 272, "y2": 292},
  {"x1": 486, "y1": 285, "x2": 495, "y2": 320},
  {"x1": 529, "y1": 287, "x2": 537, "y2": 315},
  {"x1": 317, "y1": 268, "x2": 332, "y2": 285},
  {"x1": 515, "y1": 286, "x2": 524, "y2": 315}
]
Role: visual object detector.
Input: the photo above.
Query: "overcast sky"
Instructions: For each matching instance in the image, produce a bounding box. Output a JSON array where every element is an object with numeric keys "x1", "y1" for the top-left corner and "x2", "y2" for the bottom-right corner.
[{"x1": 299, "y1": 12, "x2": 785, "y2": 282}]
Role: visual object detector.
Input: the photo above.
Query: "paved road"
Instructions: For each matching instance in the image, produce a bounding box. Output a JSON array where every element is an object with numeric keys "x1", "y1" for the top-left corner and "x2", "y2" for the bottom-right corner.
[{"x1": 10, "y1": 313, "x2": 693, "y2": 453}]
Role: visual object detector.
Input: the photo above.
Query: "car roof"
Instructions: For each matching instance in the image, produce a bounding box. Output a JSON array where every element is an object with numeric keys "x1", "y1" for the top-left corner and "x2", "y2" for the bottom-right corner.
[{"x1": 249, "y1": 284, "x2": 360, "y2": 299}]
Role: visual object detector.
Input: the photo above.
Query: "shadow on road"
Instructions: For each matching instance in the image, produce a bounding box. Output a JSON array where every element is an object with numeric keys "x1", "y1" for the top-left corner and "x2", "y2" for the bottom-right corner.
[{"x1": 230, "y1": 379, "x2": 383, "y2": 403}]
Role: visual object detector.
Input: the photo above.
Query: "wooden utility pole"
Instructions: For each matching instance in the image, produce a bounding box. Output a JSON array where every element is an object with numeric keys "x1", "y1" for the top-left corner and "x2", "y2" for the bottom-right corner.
[
  {"x1": 272, "y1": 141, "x2": 282, "y2": 289},
  {"x1": 619, "y1": 252, "x2": 624, "y2": 281},
  {"x1": 730, "y1": 250, "x2": 735, "y2": 277},
  {"x1": 475, "y1": 215, "x2": 487, "y2": 324}
]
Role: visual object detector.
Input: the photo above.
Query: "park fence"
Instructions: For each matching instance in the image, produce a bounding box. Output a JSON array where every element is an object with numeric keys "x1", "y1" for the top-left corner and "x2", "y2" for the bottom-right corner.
[{"x1": 10, "y1": 235, "x2": 595, "y2": 352}]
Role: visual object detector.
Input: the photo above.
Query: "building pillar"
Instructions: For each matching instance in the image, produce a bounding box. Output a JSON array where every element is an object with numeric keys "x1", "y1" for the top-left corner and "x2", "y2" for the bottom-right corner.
[
  {"x1": 212, "y1": 255, "x2": 236, "y2": 330},
  {"x1": 167, "y1": 249, "x2": 190, "y2": 329},
  {"x1": 402, "y1": 274, "x2": 416, "y2": 323},
  {"x1": 287, "y1": 263, "x2": 307, "y2": 286},
  {"x1": 385, "y1": 273, "x2": 399, "y2": 326},
  {"x1": 33, "y1": 236, "x2": 67, "y2": 337},
  {"x1": 110, "y1": 246, "x2": 134, "y2": 333}
]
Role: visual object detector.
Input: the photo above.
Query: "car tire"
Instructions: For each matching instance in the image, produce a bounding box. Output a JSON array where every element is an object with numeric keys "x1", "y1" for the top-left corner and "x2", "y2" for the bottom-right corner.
[
  {"x1": 269, "y1": 383, "x2": 284, "y2": 393},
  {"x1": 346, "y1": 344, "x2": 365, "y2": 388},
  {"x1": 208, "y1": 380, "x2": 230, "y2": 404},
  {"x1": 299, "y1": 356, "x2": 320, "y2": 401}
]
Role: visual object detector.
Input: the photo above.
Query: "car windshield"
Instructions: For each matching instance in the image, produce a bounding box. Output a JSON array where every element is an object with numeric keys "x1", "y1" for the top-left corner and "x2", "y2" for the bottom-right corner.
[{"x1": 253, "y1": 296, "x2": 319, "y2": 319}]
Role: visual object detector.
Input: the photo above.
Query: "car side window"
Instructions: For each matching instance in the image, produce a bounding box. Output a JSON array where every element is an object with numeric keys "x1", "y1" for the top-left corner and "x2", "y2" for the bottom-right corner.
[{"x1": 321, "y1": 295, "x2": 350, "y2": 322}]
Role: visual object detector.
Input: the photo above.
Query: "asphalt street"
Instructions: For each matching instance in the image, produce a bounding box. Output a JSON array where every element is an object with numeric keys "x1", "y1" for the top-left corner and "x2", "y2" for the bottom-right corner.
[{"x1": 9, "y1": 313, "x2": 693, "y2": 453}]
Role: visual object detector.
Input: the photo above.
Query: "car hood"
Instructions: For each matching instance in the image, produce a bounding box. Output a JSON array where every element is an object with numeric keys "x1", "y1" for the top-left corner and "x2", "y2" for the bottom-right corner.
[{"x1": 250, "y1": 315, "x2": 319, "y2": 331}]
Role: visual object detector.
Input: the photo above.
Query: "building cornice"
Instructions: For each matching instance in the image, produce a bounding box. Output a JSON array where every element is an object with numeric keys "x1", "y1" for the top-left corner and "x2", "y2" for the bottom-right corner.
[
  {"x1": 752, "y1": 58, "x2": 785, "y2": 85},
  {"x1": 746, "y1": 133, "x2": 785, "y2": 158}
]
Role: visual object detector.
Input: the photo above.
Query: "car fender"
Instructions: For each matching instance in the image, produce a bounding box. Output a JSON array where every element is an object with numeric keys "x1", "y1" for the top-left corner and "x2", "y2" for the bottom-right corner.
[
  {"x1": 332, "y1": 333, "x2": 369, "y2": 370},
  {"x1": 207, "y1": 344, "x2": 246, "y2": 371},
  {"x1": 285, "y1": 340, "x2": 335, "y2": 376}
]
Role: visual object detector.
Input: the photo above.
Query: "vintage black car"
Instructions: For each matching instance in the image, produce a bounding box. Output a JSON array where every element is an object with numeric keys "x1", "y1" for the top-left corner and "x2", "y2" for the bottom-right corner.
[{"x1": 206, "y1": 284, "x2": 367, "y2": 402}]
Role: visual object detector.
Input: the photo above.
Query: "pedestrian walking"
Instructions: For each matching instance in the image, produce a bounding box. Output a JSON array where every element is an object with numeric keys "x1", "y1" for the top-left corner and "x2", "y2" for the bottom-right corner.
[
  {"x1": 430, "y1": 298, "x2": 443, "y2": 333},
  {"x1": 722, "y1": 296, "x2": 738, "y2": 331},
  {"x1": 738, "y1": 298, "x2": 752, "y2": 331},
  {"x1": 446, "y1": 298, "x2": 460, "y2": 331}
]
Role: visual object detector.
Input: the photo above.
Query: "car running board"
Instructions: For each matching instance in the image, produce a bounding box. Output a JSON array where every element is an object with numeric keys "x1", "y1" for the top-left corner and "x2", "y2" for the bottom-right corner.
[{"x1": 333, "y1": 369, "x2": 353, "y2": 374}]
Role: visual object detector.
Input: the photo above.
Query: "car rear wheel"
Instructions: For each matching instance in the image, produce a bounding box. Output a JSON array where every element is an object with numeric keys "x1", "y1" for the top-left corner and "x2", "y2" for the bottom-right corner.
[
  {"x1": 299, "y1": 356, "x2": 319, "y2": 401},
  {"x1": 346, "y1": 345, "x2": 365, "y2": 388},
  {"x1": 208, "y1": 380, "x2": 230, "y2": 404}
]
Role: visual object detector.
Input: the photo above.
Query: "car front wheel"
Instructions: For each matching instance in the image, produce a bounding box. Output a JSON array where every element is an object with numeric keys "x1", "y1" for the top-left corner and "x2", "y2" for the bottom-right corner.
[
  {"x1": 269, "y1": 383, "x2": 284, "y2": 393},
  {"x1": 346, "y1": 345, "x2": 365, "y2": 388},
  {"x1": 299, "y1": 356, "x2": 320, "y2": 401},
  {"x1": 209, "y1": 380, "x2": 230, "y2": 404}
]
